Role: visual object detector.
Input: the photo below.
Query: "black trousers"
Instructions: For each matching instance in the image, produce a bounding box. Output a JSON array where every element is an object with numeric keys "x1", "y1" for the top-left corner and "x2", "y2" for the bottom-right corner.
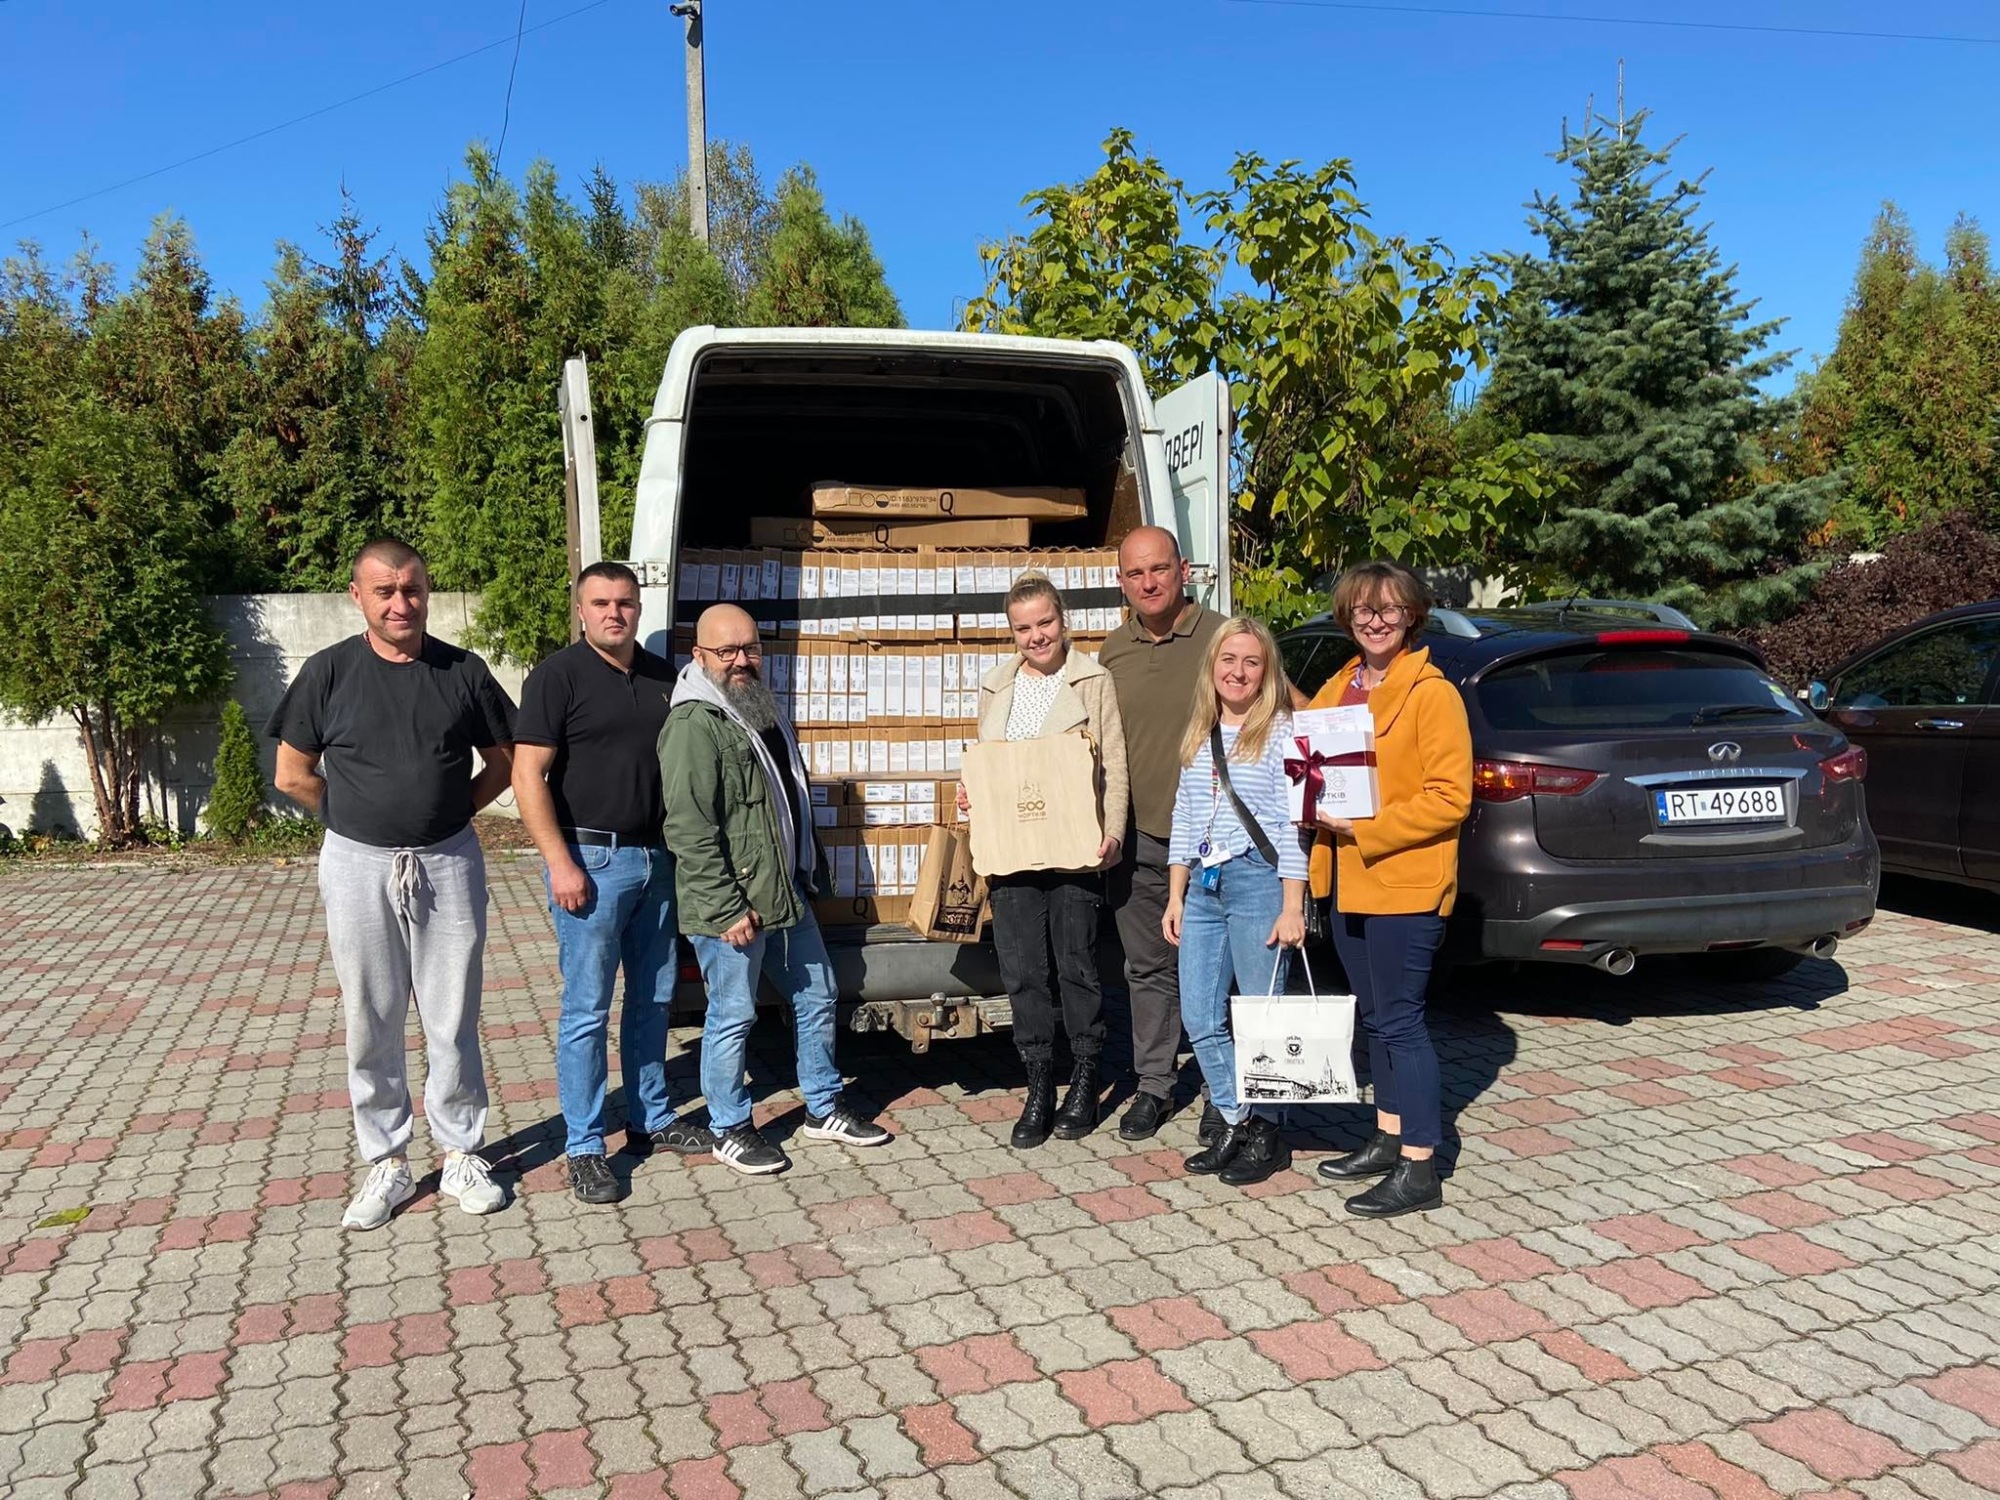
[
  {"x1": 1107, "y1": 830, "x2": 1181, "y2": 1097},
  {"x1": 990, "y1": 870, "x2": 1105, "y2": 1066}
]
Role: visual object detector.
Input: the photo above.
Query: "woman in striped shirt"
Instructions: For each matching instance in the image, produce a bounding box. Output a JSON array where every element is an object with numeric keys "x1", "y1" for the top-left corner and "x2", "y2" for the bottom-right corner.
[{"x1": 1163, "y1": 617, "x2": 1309, "y2": 1185}]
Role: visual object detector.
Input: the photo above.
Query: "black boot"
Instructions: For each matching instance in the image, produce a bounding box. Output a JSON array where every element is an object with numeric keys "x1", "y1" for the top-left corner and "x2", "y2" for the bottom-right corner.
[
  {"x1": 1317, "y1": 1129, "x2": 1402, "y2": 1182},
  {"x1": 1197, "y1": 1100, "x2": 1225, "y2": 1148},
  {"x1": 1220, "y1": 1117, "x2": 1293, "y2": 1186},
  {"x1": 1185, "y1": 1120, "x2": 1251, "y2": 1175},
  {"x1": 1012, "y1": 1062, "x2": 1057, "y2": 1150},
  {"x1": 1344, "y1": 1156, "x2": 1443, "y2": 1218},
  {"x1": 1050, "y1": 1057, "x2": 1101, "y2": 1141}
]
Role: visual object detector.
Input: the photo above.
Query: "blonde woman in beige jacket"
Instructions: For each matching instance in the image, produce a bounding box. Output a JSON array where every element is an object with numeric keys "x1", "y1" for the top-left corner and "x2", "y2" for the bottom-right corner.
[{"x1": 962, "y1": 573, "x2": 1129, "y2": 1150}]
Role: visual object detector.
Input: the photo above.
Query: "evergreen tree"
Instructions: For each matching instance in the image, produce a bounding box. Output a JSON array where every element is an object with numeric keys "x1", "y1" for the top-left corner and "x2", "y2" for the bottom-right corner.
[
  {"x1": 635, "y1": 141, "x2": 777, "y2": 306},
  {"x1": 1794, "y1": 205, "x2": 1999, "y2": 545},
  {"x1": 1483, "y1": 110, "x2": 1834, "y2": 627},
  {"x1": 0, "y1": 397, "x2": 232, "y2": 845},
  {"x1": 83, "y1": 218, "x2": 250, "y2": 583},
  {"x1": 747, "y1": 169, "x2": 903, "y2": 330},
  {"x1": 205, "y1": 698, "x2": 266, "y2": 841},
  {"x1": 218, "y1": 196, "x2": 416, "y2": 590}
]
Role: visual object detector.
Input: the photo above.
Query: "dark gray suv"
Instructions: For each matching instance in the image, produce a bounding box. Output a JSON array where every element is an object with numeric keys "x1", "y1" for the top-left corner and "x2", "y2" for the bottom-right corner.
[{"x1": 1280, "y1": 603, "x2": 1880, "y2": 980}]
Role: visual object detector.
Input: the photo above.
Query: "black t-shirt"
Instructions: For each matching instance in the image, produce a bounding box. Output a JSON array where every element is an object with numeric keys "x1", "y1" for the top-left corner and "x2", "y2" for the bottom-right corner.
[
  {"x1": 760, "y1": 724, "x2": 803, "y2": 822},
  {"x1": 267, "y1": 634, "x2": 517, "y2": 848},
  {"x1": 514, "y1": 641, "x2": 676, "y2": 844}
]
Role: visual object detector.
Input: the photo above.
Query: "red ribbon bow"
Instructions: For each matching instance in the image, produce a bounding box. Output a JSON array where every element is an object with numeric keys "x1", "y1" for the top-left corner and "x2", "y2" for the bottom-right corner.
[
  {"x1": 1283, "y1": 738, "x2": 1334, "y2": 820},
  {"x1": 1284, "y1": 737, "x2": 1376, "y2": 820}
]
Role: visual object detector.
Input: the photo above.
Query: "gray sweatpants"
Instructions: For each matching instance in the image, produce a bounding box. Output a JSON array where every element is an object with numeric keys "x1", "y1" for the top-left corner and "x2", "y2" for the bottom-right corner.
[{"x1": 318, "y1": 825, "x2": 490, "y2": 1161}]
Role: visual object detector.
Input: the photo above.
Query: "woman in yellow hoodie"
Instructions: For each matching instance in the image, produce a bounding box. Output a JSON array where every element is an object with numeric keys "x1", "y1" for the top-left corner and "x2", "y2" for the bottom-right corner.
[{"x1": 1304, "y1": 562, "x2": 1472, "y2": 1218}]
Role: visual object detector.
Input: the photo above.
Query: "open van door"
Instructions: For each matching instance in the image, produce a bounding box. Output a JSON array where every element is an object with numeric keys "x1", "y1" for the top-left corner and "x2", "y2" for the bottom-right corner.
[{"x1": 1149, "y1": 371, "x2": 1233, "y2": 615}]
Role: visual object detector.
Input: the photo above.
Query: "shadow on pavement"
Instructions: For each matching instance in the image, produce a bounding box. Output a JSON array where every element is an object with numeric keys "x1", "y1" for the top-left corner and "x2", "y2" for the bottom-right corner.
[{"x1": 1878, "y1": 872, "x2": 2000, "y2": 935}]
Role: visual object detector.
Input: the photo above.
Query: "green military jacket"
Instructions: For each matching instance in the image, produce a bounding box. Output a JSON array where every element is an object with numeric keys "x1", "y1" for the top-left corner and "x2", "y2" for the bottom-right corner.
[{"x1": 657, "y1": 700, "x2": 823, "y2": 936}]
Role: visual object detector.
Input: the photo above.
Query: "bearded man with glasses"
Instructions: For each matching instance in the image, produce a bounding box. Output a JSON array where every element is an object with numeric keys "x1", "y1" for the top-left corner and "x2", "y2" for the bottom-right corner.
[{"x1": 657, "y1": 604, "x2": 892, "y2": 1174}]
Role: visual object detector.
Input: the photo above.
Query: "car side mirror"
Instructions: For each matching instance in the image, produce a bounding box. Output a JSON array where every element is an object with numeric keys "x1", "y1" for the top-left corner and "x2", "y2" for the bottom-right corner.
[{"x1": 1806, "y1": 681, "x2": 1830, "y2": 713}]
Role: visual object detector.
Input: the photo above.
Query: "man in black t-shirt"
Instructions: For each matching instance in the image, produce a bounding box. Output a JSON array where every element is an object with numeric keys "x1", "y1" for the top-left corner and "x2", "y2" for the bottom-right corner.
[
  {"x1": 269, "y1": 539, "x2": 517, "y2": 1231},
  {"x1": 512, "y1": 562, "x2": 705, "y2": 1205}
]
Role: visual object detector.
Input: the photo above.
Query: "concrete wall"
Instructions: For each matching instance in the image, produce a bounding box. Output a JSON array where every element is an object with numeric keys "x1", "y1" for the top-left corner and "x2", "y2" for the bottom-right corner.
[{"x1": 0, "y1": 594, "x2": 526, "y2": 840}]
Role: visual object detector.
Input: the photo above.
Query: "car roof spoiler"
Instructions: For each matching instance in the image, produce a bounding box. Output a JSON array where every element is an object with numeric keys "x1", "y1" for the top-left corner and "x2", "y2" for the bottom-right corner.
[{"x1": 1513, "y1": 599, "x2": 1700, "y2": 630}]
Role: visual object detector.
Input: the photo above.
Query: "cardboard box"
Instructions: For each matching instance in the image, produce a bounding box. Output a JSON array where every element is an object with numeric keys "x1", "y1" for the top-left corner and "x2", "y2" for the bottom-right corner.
[
  {"x1": 1283, "y1": 707, "x2": 1381, "y2": 822},
  {"x1": 810, "y1": 482, "x2": 1088, "y2": 522},
  {"x1": 751, "y1": 515, "x2": 1035, "y2": 550}
]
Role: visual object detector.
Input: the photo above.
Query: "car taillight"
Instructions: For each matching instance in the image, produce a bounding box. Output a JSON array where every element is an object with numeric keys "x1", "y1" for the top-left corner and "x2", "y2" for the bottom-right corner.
[
  {"x1": 1596, "y1": 629, "x2": 1690, "y2": 644},
  {"x1": 1473, "y1": 759, "x2": 1602, "y2": 802},
  {"x1": 1819, "y1": 746, "x2": 1867, "y2": 783}
]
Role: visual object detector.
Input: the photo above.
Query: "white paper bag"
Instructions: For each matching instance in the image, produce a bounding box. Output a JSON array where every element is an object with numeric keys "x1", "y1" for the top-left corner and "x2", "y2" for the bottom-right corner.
[
  {"x1": 1284, "y1": 707, "x2": 1380, "y2": 822},
  {"x1": 1231, "y1": 952, "x2": 1359, "y2": 1105}
]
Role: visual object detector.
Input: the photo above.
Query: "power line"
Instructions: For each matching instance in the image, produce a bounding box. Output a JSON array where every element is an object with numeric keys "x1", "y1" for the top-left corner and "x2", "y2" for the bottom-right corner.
[
  {"x1": 494, "y1": 0, "x2": 533, "y2": 169},
  {"x1": 1, "y1": 0, "x2": 624, "y2": 233},
  {"x1": 1225, "y1": 0, "x2": 2000, "y2": 47}
]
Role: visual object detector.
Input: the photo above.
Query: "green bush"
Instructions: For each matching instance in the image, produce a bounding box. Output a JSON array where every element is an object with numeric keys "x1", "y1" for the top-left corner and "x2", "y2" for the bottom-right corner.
[{"x1": 206, "y1": 700, "x2": 266, "y2": 843}]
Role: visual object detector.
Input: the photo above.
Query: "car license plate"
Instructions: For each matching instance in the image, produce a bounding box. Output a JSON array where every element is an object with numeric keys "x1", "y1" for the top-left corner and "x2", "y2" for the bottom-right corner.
[{"x1": 1653, "y1": 785, "x2": 1787, "y2": 824}]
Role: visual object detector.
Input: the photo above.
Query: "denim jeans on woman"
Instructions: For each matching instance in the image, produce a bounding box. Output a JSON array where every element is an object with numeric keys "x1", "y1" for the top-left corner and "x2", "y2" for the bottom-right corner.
[
  {"x1": 1330, "y1": 912, "x2": 1445, "y2": 1148},
  {"x1": 687, "y1": 896, "x2": 844, "y2": 1133},
  {"x1": 548, "y1": 842, "x2": 681, "y2": 1158},
  {"x1": 1179, "y1": 849, "x2": 1292, "y2": 1126}
]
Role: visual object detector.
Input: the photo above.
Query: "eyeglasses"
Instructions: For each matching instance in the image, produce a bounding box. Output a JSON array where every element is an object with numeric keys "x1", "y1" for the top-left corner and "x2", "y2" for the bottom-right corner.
[
  {"x1": 1352, "y1": 605, "x2": 1409, "y2": 626},
  {"x1": 695, "y1": 642, "x2": 764, "y2": 663}
]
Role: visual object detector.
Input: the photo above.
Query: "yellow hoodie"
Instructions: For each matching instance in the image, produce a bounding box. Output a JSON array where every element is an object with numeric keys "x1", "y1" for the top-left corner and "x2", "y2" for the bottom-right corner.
[{"x1": 1306, "y1": 646, "x2": 1474, "y2": 916}]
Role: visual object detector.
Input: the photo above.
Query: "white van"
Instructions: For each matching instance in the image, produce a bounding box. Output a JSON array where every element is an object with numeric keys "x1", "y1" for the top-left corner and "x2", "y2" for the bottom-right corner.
[{"x1": 627, "y1": 326, "x2": 1230, "y2": 1050}]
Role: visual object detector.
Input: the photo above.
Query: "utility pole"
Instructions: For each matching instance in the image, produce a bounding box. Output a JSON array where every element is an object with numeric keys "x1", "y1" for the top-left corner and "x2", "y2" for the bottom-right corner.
[
  {"x1": 670, "y1": 0, "x2": 709, "y2": 245},
  {"x1": 559, "y1": 356, "x2": 602, "y2": 642}
]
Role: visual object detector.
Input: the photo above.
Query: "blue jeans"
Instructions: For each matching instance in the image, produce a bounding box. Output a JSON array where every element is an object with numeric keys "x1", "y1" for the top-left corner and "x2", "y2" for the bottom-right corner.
[
  {"x1": 549, "y1": 843, "x2": 680, "y2": 1157},
  {"x1": 1178, "y1": 851, "x2": 1292, "y2": 1126},
  {"x1": 1330, "y1": 911, "x2": 1445, "y2": 1148},
  {"x1": 689, "y1": 900, "x2": 844, "y2": 1133}
]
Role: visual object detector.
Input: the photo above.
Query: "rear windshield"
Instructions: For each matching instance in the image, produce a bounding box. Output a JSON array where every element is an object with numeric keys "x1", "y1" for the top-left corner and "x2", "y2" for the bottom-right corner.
[{"x1": 1476, "y1": 648, "x2": 1810, "y2": 732}]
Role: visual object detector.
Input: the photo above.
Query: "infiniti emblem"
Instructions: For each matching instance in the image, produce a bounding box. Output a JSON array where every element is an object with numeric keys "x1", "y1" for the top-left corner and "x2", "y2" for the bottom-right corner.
[{"x1": 1708, "y1": 741, "x2": 1743, "y2": 763}]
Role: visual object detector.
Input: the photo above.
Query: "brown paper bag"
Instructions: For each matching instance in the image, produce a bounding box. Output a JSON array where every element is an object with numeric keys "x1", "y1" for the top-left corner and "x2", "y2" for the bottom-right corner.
[
  {"x1": 959, "y1": 735, "x2": 1104, "y2": 877},
  {"x1": 907, "y1": 826, "x2": 990, "y2": 943}
]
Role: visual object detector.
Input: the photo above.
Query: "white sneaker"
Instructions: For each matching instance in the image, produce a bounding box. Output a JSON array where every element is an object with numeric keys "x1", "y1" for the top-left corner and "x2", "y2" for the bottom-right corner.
[
  {"x1": 440, "y1": 1150, "x2": 505, "y2": 1215},
  {"x1": 342, "y1": 1157, "x2": 415, "y2": 1231}
]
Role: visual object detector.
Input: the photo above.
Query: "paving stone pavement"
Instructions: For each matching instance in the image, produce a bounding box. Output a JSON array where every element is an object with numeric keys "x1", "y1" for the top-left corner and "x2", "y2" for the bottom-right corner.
[{"x1": 2, "y1": 852, "x2": 1999, "y2": 1499}]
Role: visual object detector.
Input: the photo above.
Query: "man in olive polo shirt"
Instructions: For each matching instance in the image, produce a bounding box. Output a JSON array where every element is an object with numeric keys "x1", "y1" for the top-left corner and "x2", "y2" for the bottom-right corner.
[{"x1": 1097, "y1": 525, "x2": 1225, "y2": 1140}]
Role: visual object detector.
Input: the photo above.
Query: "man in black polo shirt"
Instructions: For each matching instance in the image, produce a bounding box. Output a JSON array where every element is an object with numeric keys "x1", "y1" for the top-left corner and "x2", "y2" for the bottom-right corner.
[{"x1": 513, "y1": 561, "x2": 704, "y2": 1204}]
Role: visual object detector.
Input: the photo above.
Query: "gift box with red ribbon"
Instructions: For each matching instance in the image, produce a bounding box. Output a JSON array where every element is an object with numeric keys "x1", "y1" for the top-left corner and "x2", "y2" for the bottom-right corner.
[{"x1": 1283, "y1": 707, "x2": 1379, "y2": 823}]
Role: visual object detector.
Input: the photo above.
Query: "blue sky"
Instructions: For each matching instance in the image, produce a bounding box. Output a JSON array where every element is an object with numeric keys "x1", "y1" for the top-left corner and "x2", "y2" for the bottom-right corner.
[{"x1": 3, "y1": 1, "x2": 1996, "y2": 387}]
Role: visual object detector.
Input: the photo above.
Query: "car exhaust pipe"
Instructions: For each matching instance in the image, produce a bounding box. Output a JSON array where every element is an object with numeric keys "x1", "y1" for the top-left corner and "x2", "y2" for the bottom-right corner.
[
  {"x1": 1593, "y1": 948, "x2": 1636, "y2": 977},
  {"x1": 1791, "y1": 934, "x2": 1839, "y2": 960}
]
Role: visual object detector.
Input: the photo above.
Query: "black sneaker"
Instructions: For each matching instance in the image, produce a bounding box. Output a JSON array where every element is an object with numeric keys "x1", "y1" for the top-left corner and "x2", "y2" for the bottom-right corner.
[
  {"x1": 711, "y1": 1125, "x2": 789, "y2": 1176},
  {"x1": 628, "y1": 1120, "x2": 714, "y2": 1157},
  {"x1": 566, "y1": 1153, "x2": 622, "y2": 1204},
  {"x1": 802, "y1": 1104, "x2": 892, "y2": 1147}
]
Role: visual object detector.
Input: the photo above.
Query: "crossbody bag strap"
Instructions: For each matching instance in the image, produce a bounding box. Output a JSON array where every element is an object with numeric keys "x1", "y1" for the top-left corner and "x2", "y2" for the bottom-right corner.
[{"x1": 1209, "y1": 724, "x2": 1278, "y2": 865}]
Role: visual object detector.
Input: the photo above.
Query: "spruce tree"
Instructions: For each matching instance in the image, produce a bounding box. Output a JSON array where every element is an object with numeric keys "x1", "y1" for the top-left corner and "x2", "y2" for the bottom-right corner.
[{"x1": 1484, "y1": 110, "x2": 1834, "y2": 627}]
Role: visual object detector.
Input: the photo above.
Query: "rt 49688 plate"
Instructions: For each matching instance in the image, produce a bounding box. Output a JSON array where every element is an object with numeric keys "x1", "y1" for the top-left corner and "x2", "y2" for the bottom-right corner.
[{"x1": 1654, "y1": 784, "x2": 1786, "y2": 824}]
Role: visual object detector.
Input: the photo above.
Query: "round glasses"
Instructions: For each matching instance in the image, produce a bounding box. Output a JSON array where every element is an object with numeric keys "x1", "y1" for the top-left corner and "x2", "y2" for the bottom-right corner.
[{"x1": 1352, "y1": 605, "x2": 1409, "y2": 626}]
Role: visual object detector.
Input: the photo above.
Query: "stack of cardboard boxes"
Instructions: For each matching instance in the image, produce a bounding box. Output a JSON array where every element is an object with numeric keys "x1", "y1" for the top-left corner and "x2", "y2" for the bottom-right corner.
[{"x1": 672, "y1": 483, "x2": 1123, "y2": 927}]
